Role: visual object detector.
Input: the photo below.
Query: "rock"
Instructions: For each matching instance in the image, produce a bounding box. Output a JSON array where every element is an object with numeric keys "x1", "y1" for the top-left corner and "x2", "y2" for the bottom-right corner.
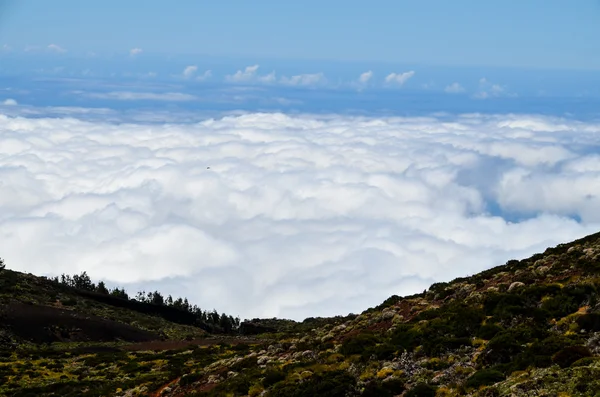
[
  {"x1": 508, "y1": 281, "x2": 525, "y2": 292},
  {"x1": 207, "y1": 375, "x2": 221, "y2": 384},
  {"x1": 257, "y1": 356, "x2": 269, "y2": 365}
]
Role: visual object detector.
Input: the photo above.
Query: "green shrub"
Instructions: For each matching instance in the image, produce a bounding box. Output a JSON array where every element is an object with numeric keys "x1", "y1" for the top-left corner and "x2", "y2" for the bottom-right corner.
[
  {"x1": 477, "y1": 323, "x2": 503, "y2": 340},
  {"x1": 340, "y1": 332, "x2": 378, "y2": 356},
  {"x1": 465, "y1": 369, "x2": 505, "y2": 389},
  {"x1": 180, "y1": 372, "x2": 203, "y2": 386},
  {"x1": 263, "y1": 369, "x2": 286, "y2": 387},
  {"x1": 268, "y1": 370, "x2": 356, "y2": 397},
  {"x1": 576, "y1": 313, "x2": 600, "y2": 332},
  {"x1": 552, "y1": 346, "x2": 593, "y2": 368},
  {"x1": 361, "y1": 378, "x2": 405, "y2": 397},
  {"x1": 390, "y1": 325, "x2": 422, "y2": 352},
  {"x1": 404, "y1": 383, "x2": 437, "y2": 397}
]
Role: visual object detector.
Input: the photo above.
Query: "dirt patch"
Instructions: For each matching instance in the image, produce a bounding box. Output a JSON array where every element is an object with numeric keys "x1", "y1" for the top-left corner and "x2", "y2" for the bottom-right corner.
[
  {"x1": 0, "y1": 302, "x2": 159, "y2": 344},
  {"x1": 123, "y1": 337, "x2": 263, "y2": 351}
]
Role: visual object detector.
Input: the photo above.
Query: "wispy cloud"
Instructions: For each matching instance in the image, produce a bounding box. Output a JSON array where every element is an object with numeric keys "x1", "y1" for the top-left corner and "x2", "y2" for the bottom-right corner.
[
  {"x1": 87, "y1": 91, "x2": 196, "y2": 101},
  {"x1": 444, "y1": 82, "x2": 465, "y2": 94},
  {"x1": 385, "y1": 70, "x2": 415, "y2": 86},
  {"x1": 182, "y1": 66, "x2": 212, "y2": 81},
  {"x1": 358, "y1": 71, "x2": 373, "y2": 84},
  {"x1": 2, "y1": 99, "x2": 17, "y2": 106},
  {"x1": 1, "y1": 111, "x2": 599, "y2": 319},
  {"x1": 47, "y1": 44, "x2": 67, "y2": 53},
  {"x1": 280, "y1": 73, "x2": 325, "y2": 87},
  {"x1": 182, "y1": 65, "x2": 198, "y2": 78},
  {"x1": 474, "y1": 77, "x2": 516, "y2": 99},
  {"x1": 129, "y1": 48, "x2": 143, "y2": 57},
  {"x1": 226, "y1": 65, "x2": 263, "y2": 82}
]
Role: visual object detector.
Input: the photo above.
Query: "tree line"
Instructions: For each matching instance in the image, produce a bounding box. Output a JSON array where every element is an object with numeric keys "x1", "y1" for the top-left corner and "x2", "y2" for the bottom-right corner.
[{"x1": 50, "y1": 271, "x2": 241, "y2": 334}]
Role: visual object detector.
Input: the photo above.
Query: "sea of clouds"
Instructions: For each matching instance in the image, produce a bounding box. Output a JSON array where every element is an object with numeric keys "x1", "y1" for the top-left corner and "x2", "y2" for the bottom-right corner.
[{"x1": 1, "y1": 110, "x2": 600, "y2": 320}]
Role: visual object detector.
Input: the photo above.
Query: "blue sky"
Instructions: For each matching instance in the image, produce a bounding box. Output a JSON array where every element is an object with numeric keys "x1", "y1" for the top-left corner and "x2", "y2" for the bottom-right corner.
[{"x1": 1, "y1": 0, "x2": 599, "y2": 69}]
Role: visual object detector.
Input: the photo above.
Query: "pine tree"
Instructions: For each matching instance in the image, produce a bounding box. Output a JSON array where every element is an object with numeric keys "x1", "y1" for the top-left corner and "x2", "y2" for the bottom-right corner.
[{"x1": 96, "y1": 281, "x2": 109, "y2": 294}]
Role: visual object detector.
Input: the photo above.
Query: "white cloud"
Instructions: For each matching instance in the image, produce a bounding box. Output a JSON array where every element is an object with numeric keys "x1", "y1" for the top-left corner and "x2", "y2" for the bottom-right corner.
[
  {"x1": 445, "y1": 82, "x2": 465, "y2": 94},
  {"x1": 2, "y1": 44, "x2": 11, "y2": 51},
  {"x1": 474, "y1": 77, "x2": 515, "y2": 99},
  {"x1": 226, "y1": 65, "x2": 323, "y2": 86},
  {"x1": 1, "y1": 111, "x2": 599, "y2": 320},
  {"x1": 182, "y1": 65, "x2": 198, "y2": 78},
  {"x1": 280, "y1": 73, "x2": 325, "y2": 86},
  {"x1": 226, "y1": 65, "x2": 262, "y2": 82},
  {"x1": 359, "y1": 71, "x2": 373, "y2": 84},
  {"x1": 129, "y1": 48, "x2": 143, "y2": 56},
  {"x1": 87, "y1": 91, "x2": 197, "y2": 101},
  {"x1": 47, "y1": 44, "x2": 66, "y2": 53},
  {"x1": 2, "y1": 99, "x2": 17, "y2": 106},
  {"x1": 385, "y1": 71, "x2": 415, "y2": 86},
  {"x1": 182, "y1": 66, "x2": 212, "y2": 81}
]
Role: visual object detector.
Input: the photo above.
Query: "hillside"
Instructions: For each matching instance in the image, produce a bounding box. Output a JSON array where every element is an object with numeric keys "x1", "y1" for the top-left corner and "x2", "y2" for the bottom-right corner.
[{"x1": 2, "y1": 232, "x2": 600, "y2": 396}]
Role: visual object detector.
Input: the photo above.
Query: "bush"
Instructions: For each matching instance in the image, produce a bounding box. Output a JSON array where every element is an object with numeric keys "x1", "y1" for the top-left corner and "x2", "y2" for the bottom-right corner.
[
  {"x1": 465, "y1": 369, "x2": 505, "y2": 389},
  {"x1": 268, "y1": 370, "x2": 356, "y2": 397},
  {"x1": 180, "y1": 372, "x2": 203, "y2": 386},
  {"x1": 340, "y1": 332, "x2": 379, "y2": 356},
  {"x1": 263, "y1": 369, "x2": 286, "y2": 387},
  {"x1": 404, "y1": 383, "x2": 437, "y2": 397},
  {"x1": 552, "y1": 346, "x2": 593, "y2": 368},
  {"x1": 570, "y1": 356, "x2": 600, "y2": 367},
  {"x1": 477, "y1": 323, "x2": 503, "y2": 340},
  {"x1": 361, "y1": 378, "x2": 405, "y2": 397},
  {"x1": 576, "y1": 313, "x2": 600, "y2": 332}
]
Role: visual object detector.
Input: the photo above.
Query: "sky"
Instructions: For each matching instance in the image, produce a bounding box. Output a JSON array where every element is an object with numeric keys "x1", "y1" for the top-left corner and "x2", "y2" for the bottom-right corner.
[
  {"x1": 1, "y1": 0, "x2": 599, "y2": 69},
  {"x1": 1, "y1": 1, "x2": 600, "y2": 321}
]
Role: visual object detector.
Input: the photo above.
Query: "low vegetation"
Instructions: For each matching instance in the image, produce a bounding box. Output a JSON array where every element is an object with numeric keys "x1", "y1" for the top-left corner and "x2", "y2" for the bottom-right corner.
[{"x1": 2, "y1": 231, "x2": 600, "y2": 395}]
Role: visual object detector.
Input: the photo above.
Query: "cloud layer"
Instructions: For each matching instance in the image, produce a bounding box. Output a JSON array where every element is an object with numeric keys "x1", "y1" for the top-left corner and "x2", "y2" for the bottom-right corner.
[{"x1": 1, "y1": 111, "x2": 599, "y2": 320}]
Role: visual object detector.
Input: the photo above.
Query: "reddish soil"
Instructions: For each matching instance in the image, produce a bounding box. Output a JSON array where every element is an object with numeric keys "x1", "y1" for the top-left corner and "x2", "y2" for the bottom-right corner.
[
  {"x1": 122, "y1": 337, "x2": 264, "y2": 351},
  {"x1": 0, "y1": 302, "x2": 158, "y2": 344}
]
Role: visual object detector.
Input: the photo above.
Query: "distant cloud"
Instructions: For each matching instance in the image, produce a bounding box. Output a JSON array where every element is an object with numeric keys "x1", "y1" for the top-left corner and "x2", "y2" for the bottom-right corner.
[
  {"x1": 226, "y1": 65, "x2": 260, "y2": 82},
  {"x1": 182, "y1": 66, "x2": 212, "y2": 81},
  {"x1": 183, "y1": 65, "x2": 198, "y2": 78},
  {"x1": 1, "y1": 44, "x2": 11, "y2": 51},
  {"x1": 280, "y1": 73, "x2": 325, "y2": 87},
  {"x1": 445, "y1": 82, "x2": 466, "y2": 94},
  {"x1": 47, "y1": 44, "x2": 67, "y2": 53},
  {"x1": 129, "y1": 48, "x2": 143, "y2": 57},
  {"x1": 2, "y1": 99, "x2": 17, "y2": 106},
  {"x1": 385, "y1": 71, "x2": 415, "y2": 86},
  {"x1": 226, "y1": 65, "x2": 277, "y2": 84},
  {"x1": 358, "y1": 71, "x2": 373, "y2": 84},
  {"x1": 474, "y1": 77, "x2": 515, "y2": 99},
  {"x1": 87, "y1": 91, "x2": 196, "y2": 101}
]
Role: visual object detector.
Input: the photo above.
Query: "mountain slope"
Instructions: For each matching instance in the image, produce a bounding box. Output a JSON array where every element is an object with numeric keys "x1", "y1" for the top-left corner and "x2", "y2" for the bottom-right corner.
[{"x1": 2, "y1": 232, "x2": 600, "y2": 396}]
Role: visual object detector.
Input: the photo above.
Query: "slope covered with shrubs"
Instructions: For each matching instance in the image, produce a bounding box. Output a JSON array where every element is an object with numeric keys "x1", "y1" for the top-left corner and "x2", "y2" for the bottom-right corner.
[{"x1": 2, "y1": 231, "x2": 600, "y2": 396}]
